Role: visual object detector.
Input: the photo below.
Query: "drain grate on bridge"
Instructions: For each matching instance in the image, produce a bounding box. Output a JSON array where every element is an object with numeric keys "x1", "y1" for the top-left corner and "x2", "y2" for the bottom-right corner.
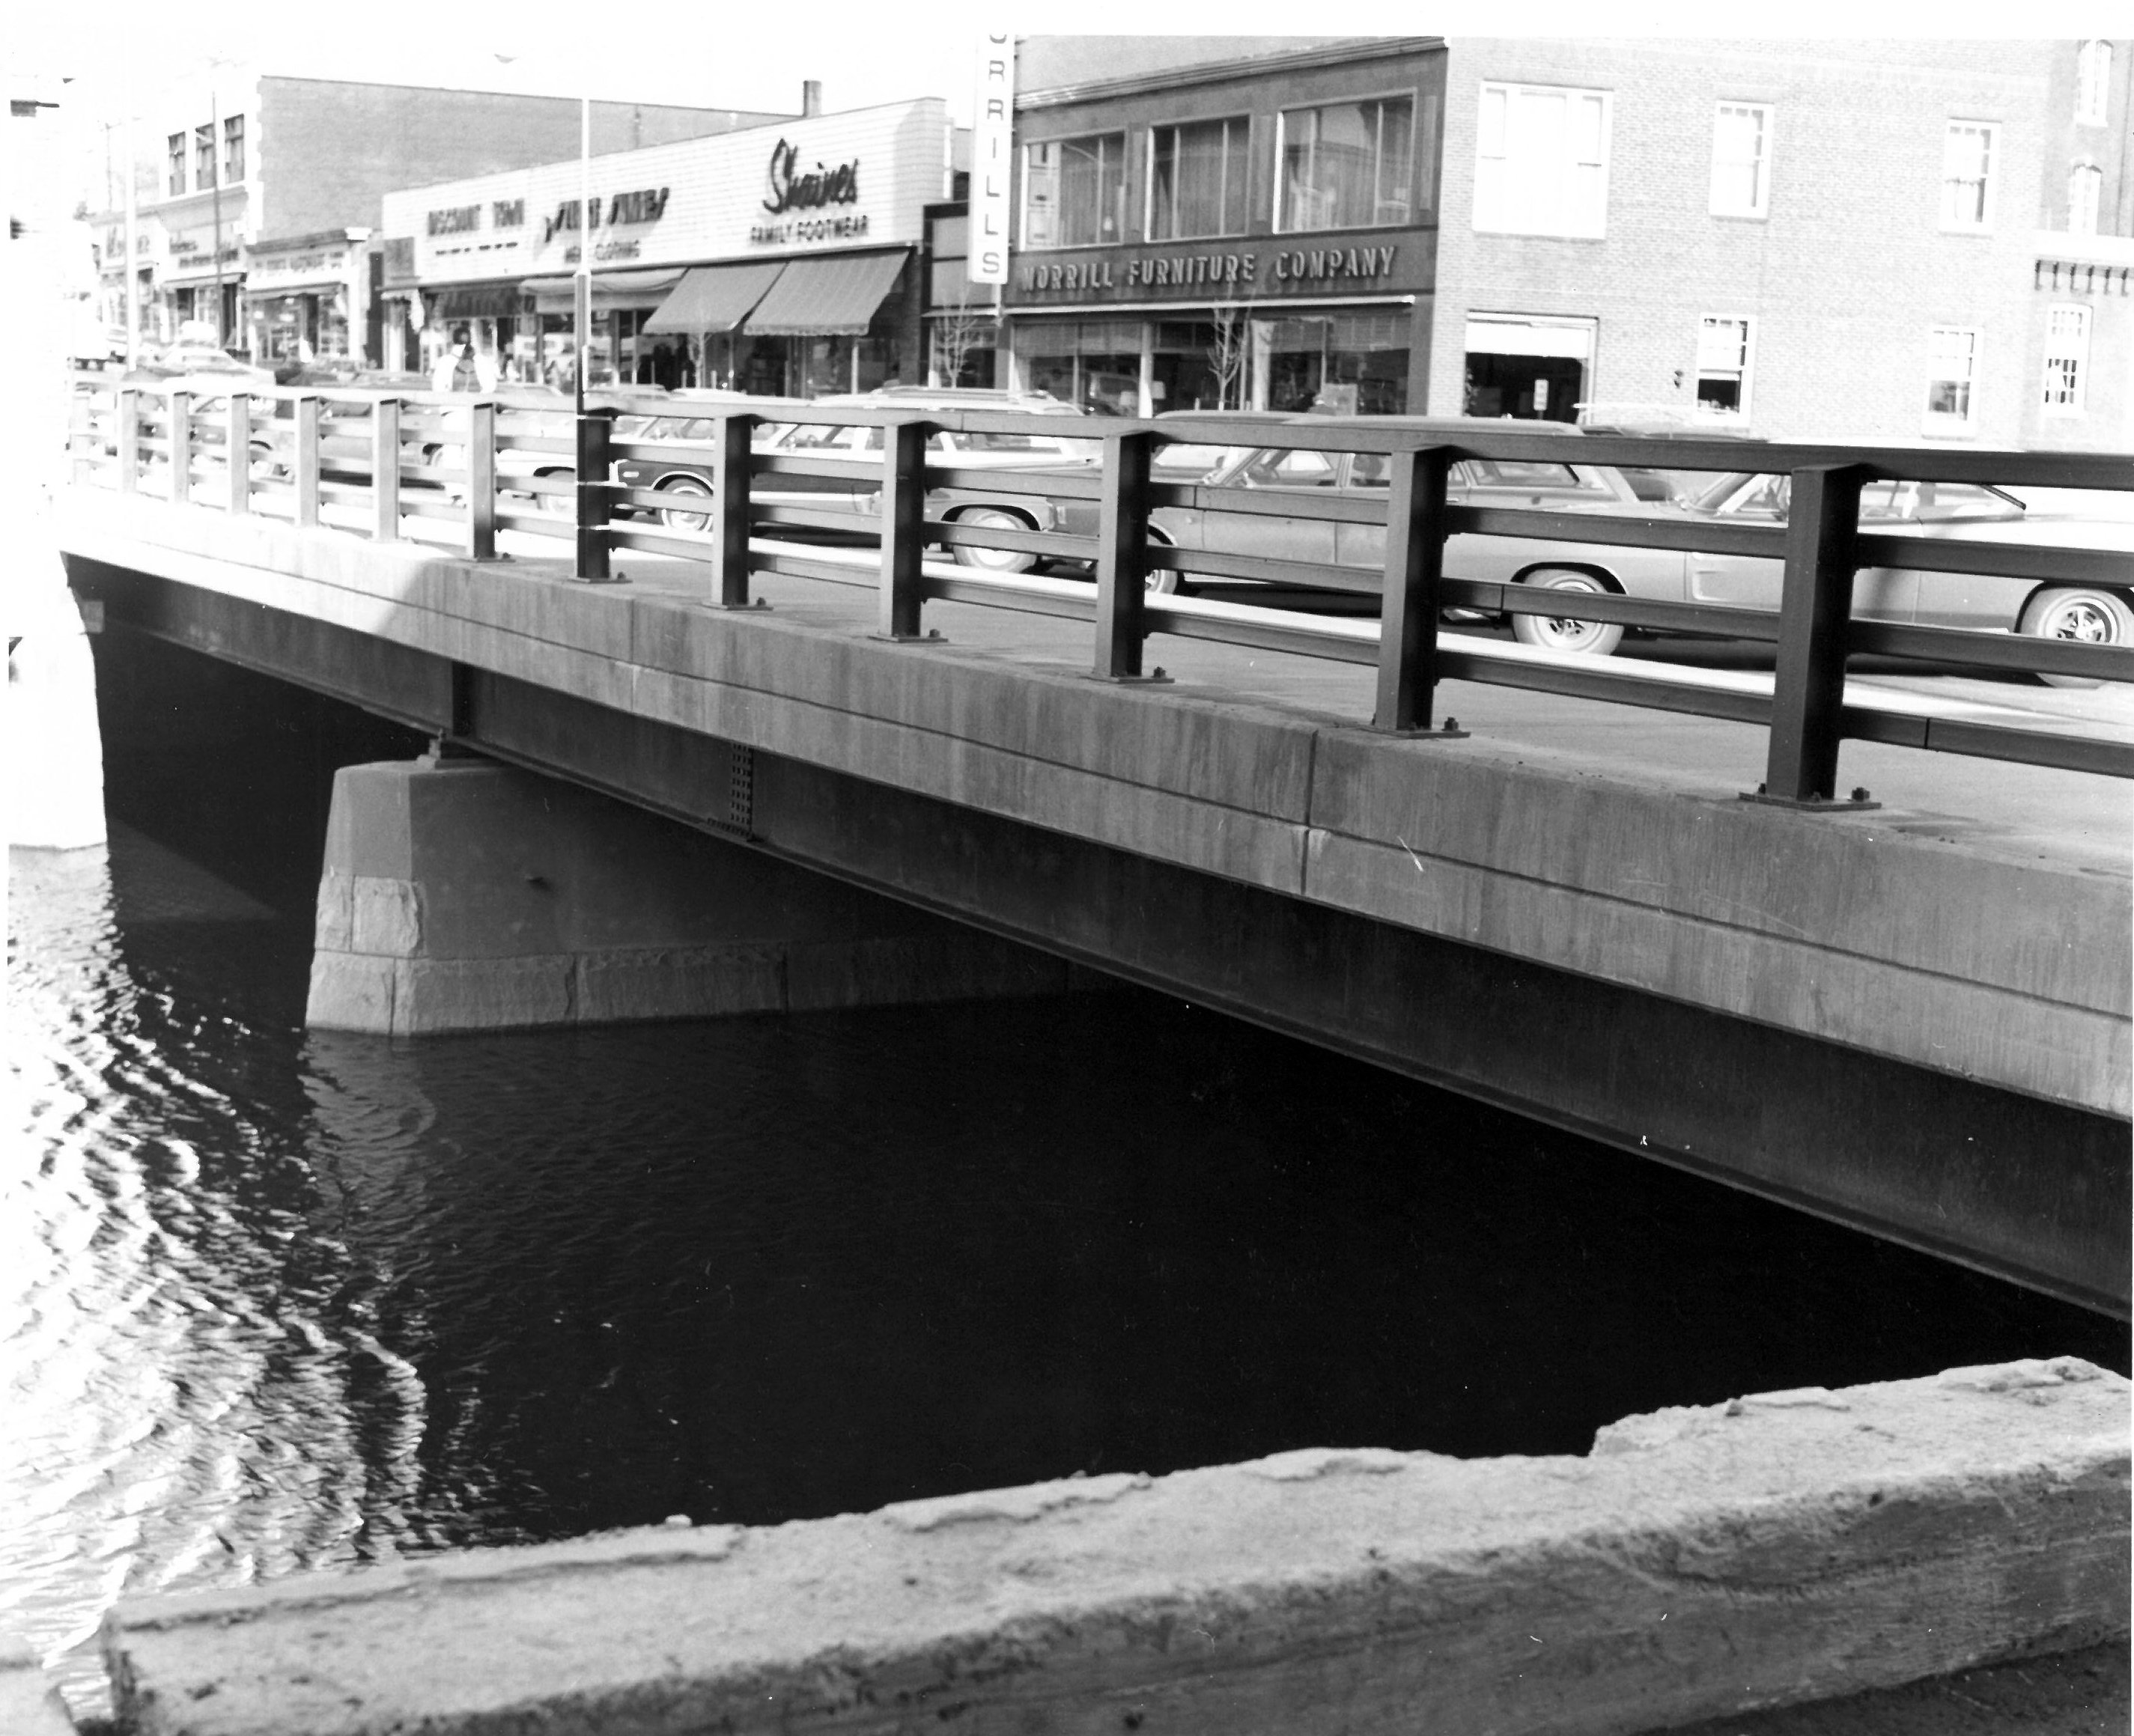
[{"x1": 724, "y1": 745, "x2": 754, "y2": 841}]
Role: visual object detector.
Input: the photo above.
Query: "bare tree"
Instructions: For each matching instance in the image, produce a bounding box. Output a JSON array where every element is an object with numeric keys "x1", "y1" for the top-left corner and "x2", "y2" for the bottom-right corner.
[
  {"x1": 1208, "y1": 302, "x2": 1251, "y2": 409},
  {"x1": 931, "y1": 289, "x2": 997, "y2": 389}
]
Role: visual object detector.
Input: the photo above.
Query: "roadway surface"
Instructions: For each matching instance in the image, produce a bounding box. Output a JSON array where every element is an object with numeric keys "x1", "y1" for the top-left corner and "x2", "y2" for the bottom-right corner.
[{"x1": 499, "y1": 525, "x2": 2134, "y2": 880}]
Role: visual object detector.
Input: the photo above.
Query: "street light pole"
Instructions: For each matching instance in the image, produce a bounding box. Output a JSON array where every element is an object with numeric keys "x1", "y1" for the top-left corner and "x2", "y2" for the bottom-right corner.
[
  {"x1": 576, "y1": 94, "x2": 589, "y2": 417},
  {"x1": 210, "y1": 85, "x2": 224, "y2": 347}
]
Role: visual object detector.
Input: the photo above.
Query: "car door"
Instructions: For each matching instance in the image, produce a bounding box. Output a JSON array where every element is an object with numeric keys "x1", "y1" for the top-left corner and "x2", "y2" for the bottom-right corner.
[
  {"x1": 1203, "y1": 446, "x2": 1344, "y2": 573},
  {"x1": 1688, "y1": 473, "x2": 1918, "y2": 622}
]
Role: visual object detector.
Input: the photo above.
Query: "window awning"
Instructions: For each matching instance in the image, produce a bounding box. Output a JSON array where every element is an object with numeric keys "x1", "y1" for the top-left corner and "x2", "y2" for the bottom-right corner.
[
  {"x1": 520, "y1": 269, "x2": 685, "y2": 314},
  {"x1": 642, "y1": 261, "x2": 787, "y2": 335},
  {"x1": 433, "y1": 283, "x2": 526, "y2": 320},
  {"x1": 744, "y1": 249, "x2": 909, "y2": 337}
]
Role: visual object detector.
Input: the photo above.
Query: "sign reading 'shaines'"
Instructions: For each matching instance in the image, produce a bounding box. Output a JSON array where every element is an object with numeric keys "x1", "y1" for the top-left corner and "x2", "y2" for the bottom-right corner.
[
  {"x1": 750, "y1": 139, "x2": 868, "y2": 246},
  {"x1": 382, "y1": 98, "x2": 947, "y2": 285}
]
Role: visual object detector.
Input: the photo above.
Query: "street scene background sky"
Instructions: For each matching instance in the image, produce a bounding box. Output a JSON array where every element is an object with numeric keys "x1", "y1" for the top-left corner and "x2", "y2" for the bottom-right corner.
[{"x1": 19, "y1": 0, "x2": 2127, "y2": 213}]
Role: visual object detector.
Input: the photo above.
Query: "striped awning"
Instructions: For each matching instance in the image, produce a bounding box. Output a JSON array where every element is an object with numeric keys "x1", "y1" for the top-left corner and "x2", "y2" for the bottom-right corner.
[
  {"x1": 519, "y1": 269, "x2": 684, "y2": 314},
  {"x1": 744, "y1": 250, "x2": 909, "y2": 337},
  {"x1": 642, "y1": 261, "x2": 786, "y2": 335}
]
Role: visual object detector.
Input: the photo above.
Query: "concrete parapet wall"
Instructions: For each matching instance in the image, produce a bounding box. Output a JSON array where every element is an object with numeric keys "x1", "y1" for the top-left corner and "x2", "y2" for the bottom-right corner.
[
  {"x1": 305, "y1": 758, "x2": 1071, "y2": 1035},
  {"x1": 102, "y1": 1359, "x2": 2129, "y2": 1736},
  {"x1": 57, "y1": 495, "x2": 2129, "y2": 1117}
]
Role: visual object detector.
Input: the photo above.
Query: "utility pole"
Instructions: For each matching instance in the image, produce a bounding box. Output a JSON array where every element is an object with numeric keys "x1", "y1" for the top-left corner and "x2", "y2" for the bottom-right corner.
[{"x1": 210, "y1": 85, "x2": 225, "y2": 347}]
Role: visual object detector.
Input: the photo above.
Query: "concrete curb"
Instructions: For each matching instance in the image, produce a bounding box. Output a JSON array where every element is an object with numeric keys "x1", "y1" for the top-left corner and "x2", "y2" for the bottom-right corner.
[{"x1": 104, "y1": 1359, "x2": 2128, "y2": 1736}]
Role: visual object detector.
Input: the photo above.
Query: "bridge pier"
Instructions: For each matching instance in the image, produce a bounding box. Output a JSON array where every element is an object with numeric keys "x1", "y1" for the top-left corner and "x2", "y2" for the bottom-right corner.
[{"x1": 306, "y1": 755, "x2": 1074, "y2": 1036}]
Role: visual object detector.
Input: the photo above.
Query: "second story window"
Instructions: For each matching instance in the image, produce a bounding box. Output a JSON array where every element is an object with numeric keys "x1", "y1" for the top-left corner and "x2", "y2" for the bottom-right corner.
[
  {"x1": 1149, "y1": 117, "x2": 1249, "y2": 241},
  {"x1": 167, "y1": 133, "x2": 185, "y2": 195},
  {"x1": 195, "y1": 124, "x2": 216, "y2": 190},
  {"x1": 1474, "y1": 82, "x2": 1610, "y2": 239},
  {"x1": 223, "y1": 115, "x2": 245, "y2": 183},
  {"x1": 1277, "y1": 95, "x2": 1414, "y2": 232},
  {"x1": 1709, "y1": 103, "x2": 1771, "y2": 218},
  {"x1": 1939, "y1": 121, "x2": 1996, "y2": 231},
  {"x1": 2076, "y1": 40, "x2": 2112, "y2": 125},
  {"x1": 2069, "y1": 160, "x2": 2103, "y2": 234},
  {"x1": 1022, "y1": 133, "x2": 1126, "y2": 249}
]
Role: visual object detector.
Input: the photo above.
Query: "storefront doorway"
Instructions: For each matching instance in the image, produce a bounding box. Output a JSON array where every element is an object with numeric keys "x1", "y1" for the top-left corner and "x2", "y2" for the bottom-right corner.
[{"x1": 1463, "y1": 316, "x2": 1595, "y2": 421}]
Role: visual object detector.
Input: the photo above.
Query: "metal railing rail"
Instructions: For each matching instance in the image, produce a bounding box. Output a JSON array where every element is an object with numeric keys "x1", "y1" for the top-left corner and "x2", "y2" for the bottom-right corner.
[{"x1": 67, "y1": 374, "x2": 2134, "y2": 798}]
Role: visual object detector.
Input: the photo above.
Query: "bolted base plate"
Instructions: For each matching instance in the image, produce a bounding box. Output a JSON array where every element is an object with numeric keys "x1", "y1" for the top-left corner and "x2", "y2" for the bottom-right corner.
[
  {"x1": 1739, "y1": 791, "x2": 1882, "y2": 812},
  {"x1": 869, "y1": 628, "x2": 947, "y2": 645}
]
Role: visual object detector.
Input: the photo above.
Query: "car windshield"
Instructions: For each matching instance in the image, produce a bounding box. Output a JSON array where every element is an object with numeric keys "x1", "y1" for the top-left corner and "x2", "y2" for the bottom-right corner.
[
  {"x1": 1155, "y1": 443, "x2": 1255, "y2": 478},
  {"x1": 1221, "y1": 448, "x2": 1342, "y2": 487},
  {"x1": 1690, "y1": 472, "x2": 2026, "y2": 523},
  {"x1": 949, "y1": 430, "x2": 1080, "y2": 453}
]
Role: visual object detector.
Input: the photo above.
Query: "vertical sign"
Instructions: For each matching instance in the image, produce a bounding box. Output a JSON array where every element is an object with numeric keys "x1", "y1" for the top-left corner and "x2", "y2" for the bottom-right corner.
[{"x1": 969, "y1": 32, "x2": 1014, "y2": 284}]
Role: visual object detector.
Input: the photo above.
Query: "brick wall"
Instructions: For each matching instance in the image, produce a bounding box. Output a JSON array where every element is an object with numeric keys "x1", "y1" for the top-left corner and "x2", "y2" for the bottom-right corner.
[{"x1": 1429, "y1": 39, "x2": 2065, "y2": 448}]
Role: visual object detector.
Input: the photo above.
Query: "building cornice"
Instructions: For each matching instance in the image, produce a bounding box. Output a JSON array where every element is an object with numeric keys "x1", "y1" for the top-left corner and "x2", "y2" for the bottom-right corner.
[{"x1": 1018, "y1": 37, "x2": 1444, "y2": 111}]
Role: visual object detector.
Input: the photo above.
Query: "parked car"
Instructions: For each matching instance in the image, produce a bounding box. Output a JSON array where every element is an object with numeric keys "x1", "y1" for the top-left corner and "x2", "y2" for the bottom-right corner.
[
  {"x1": 1135, "y1": 429, "x2": 2134, "y2": 658},
  {"x1": 610, "y1": 395, "x2": 806, "y2": 531}
]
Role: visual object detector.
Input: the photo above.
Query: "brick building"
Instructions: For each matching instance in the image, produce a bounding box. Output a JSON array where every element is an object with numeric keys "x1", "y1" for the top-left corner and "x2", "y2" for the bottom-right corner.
[
  {"x1": 997, "y1": 36, "x2": 2130, "y2": 452},
  {"x1": 100, "y1": 72, "x2": 784, "y2": 368}
]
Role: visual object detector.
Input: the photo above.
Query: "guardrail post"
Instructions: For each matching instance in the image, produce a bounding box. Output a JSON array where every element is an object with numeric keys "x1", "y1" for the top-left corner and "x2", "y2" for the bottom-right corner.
[
  {"x1": 875, "y1": 419, "x2": 931, "y2": 640},
  {"x1": 575, "y1": 407, "x2": 614, "y2": 582},
  {"x1": 372, "y1": 398, "x2": 402, "y2": 541},
  {"x1": 168, "y1": 390, "x2": 192, "y2": 505},
  {"x1": 710, "y1": 412, "x2": 758, "y2": 609},
  {"x1": 1373, "y1": 444, "x2": 1464, "y2": 735},
  {"x1": 1092, "y1": 429, "x2": 1165, "y2": 682},
  {"x1": 226, "y1": 393, "x2": 252, "y2": 515},
  {"x1": 294, "y1": 395, "x2": 321, "y2": 527},
  {"x1": 118, "y1": 387, "x2": 140, "y2": 494},
  {"x1": 1754, "y1": 464, "x2": 1875, "y2": 808},
  {"x1": 467, "y1": 398, "x2": 498, "y2": 560}
]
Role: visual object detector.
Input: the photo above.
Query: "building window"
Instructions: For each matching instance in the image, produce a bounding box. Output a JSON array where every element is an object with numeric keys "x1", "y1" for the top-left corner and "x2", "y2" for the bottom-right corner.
[
  {"x1": 1022, "y1": 133, "x2": 1126, "y2": 249},
  {"x1": 167, "y1": 133, "x2": 185, "y2": 195},
  {"x1": 2069, "y1": 160, "x2": 2103, "y2": 234},
  {"x1": 1149, "y1": 117, "x2": 1250, "y2": 241},
  {"x1": 2076, "y1": 40, "x2": 2112, "y2": 125},
  {"x1": 195, "y1": 124, "x2": 216, "y2": 190},
  {"x1": 1939, "y1": 121, "x2": 1996, "y2": 231},
  {"x1": 2042, "y1": 305, "x2": 2091, "y2": 415},
  {"x1": 1924, "y1": 326, "x2": 1981, "y2": 428},
  {"x1": 1474, "y1": 82, "x2": 1611, "y2": 239},
  {"x1": 1695, "y1": 316, "x2": 1754, "y2": 418},
  {"x1": 223, "y1": 115, "x2": 244, "y2": 183},
  {"x1": 1709, "y1": 103, "x2": 1771, "y2": 218},
  {"x1": 1277, "y1": 95, "x2": 1414, "y2": 232}
]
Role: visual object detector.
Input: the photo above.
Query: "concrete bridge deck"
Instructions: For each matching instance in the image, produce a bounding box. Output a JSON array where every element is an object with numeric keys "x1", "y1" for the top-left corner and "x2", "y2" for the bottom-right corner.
[{"x1": 52, "y1": 488, "x2": 2133, "y2": 1312}]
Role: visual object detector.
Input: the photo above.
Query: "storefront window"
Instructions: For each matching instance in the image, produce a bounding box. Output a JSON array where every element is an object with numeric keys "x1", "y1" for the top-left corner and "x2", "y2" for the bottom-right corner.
[
  {"x1": 1023, "y1": 133, "x2": 1127, "y2": 249},
  {"x1": 1152, "y1": 320, "x2": 1231, "y2": 413},
  {"x1": 1251, "y1": 311, "x2": 1410, "y2": 413},
  {"x1": 1278, "y1": 96, "x2": 1414, "y2": 232},
  {"x1": 1149, "y1": 118, "x2": 1250, "y2": 241},
  {"x1": 1012, "y1": 318, "x2": 1141, "y2": 414}
]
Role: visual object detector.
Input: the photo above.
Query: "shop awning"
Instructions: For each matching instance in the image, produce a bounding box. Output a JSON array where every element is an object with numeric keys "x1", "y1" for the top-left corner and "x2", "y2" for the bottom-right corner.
[
  {"x1": 643, "y1": 261, "x2": 787, "y2": 335},
  {"x1": 520, "y1": 269, "x2": 684, "y2": 314},
  {"x1": 744, "y1": 249, "x2": 909, "y2": 337},
  {"x1": 434, "y1": 283, "x2": 526, "y2": 320}
]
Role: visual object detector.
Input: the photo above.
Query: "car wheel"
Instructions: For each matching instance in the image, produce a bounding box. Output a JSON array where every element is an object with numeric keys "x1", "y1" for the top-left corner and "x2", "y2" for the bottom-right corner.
[
  {"x1": 2020, "y1": 586, "x2": 2133, "y2": 689},
  {"x1": 1510, "y1": 569, "x2": 1626, "y2": 657},
  {"x1": 950, "y1": 507, "x2": 1038, "y2": 573},
  {"x1": 657, "y1": 476, "x2": 714, "y2": 532},
  {"x1": 534, "y1": 469, "x2": 574, "y2": 517}
]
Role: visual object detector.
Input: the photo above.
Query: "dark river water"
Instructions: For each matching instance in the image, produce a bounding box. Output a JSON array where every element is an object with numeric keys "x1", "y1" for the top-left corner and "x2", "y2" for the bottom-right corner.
[{"x1": 6, "y1": 637, "x2": 2123, "y2": 1719}]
